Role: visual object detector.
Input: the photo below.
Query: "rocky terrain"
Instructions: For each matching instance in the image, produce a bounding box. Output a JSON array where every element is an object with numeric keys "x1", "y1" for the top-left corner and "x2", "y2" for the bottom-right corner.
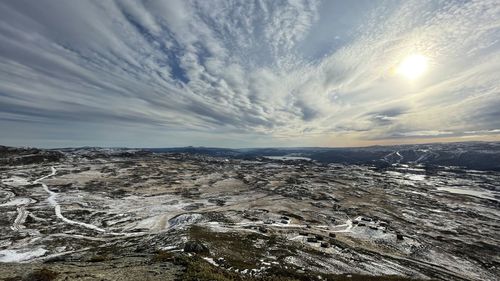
[{"x1": 0, "y1": 145, "x2": 499, "y2": 280}]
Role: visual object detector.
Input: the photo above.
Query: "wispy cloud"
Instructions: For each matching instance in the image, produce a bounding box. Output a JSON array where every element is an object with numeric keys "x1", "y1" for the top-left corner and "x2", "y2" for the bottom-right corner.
[{"x1": 0, "y1": 0, "x2": 499, "y2": 147}]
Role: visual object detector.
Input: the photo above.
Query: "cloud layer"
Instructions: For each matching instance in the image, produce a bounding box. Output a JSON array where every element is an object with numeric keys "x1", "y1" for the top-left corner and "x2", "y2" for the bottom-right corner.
[{"x1": 0, "y1": 0, "x2": 499, "y2": 147}]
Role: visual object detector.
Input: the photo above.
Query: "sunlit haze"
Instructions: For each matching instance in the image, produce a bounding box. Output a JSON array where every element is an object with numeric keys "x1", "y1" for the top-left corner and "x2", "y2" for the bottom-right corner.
[{"x1": 396, "y1": 54, "x2": 428, "y2": 80}]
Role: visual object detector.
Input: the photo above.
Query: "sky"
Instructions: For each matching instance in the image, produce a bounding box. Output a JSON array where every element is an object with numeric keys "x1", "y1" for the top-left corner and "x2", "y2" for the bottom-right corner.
[{"x1": 0, "y1": 0, "x2": 499, "y2": 148}]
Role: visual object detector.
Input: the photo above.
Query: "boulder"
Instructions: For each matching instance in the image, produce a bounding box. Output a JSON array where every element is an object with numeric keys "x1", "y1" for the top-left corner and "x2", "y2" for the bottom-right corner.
[{"x1": 183, "y1": 241, "x2": 209, "y2": 254}]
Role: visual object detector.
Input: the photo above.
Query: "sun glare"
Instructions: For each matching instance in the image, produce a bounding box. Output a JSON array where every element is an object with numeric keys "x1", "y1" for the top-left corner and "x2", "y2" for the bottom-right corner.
[{"x1": 396, "y1": 54, "x2": 428, "y2": 80}]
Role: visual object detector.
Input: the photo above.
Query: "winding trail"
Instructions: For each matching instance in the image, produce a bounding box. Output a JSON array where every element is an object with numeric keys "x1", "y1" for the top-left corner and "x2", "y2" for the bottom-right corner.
[
  {"x1": 11, "y1": 206, "x2": 28, "y2": 231},
  {"x1": 35, "y1": 167, "x2": 146, "y2": 237},
  {"x1": 36, "y1": 167, "x2": 106, "y2": 232},
  {"x1": 0, "y1": 191, "x2": 34, "y2": 232}
]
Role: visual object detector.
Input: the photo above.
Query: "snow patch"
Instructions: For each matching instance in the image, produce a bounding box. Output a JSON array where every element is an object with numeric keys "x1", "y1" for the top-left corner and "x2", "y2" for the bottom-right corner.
[
  {"x1": 169, "y1": 213, "x2": 203, "y2": 229},
  {"x1": 0, "y1": 248, "x2": 47, "y2": 263},
  {"x1": 2, "y1": 176, "x2": 30, "y2": 186},
  {"x1": 0, "y1": 197, "x2": 34, "y2": 207},
  {"x1": 203, "y1": 257, "x2": 219, "y2": 266},
  {"x1": 437, "y1": 186, "x2": 498, "y2": 201}
]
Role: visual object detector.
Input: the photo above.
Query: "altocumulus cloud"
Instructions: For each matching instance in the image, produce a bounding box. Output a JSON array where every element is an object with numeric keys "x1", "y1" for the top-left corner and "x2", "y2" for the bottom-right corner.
[{"x1": 0, "y1": 0, "x2": 499, "y2": 147}]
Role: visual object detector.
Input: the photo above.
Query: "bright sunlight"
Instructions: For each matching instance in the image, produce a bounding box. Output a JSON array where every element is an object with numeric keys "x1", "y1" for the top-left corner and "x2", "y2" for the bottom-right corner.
[{"x1": 396, "y1": 54, "x2": 429, "y2": 80}]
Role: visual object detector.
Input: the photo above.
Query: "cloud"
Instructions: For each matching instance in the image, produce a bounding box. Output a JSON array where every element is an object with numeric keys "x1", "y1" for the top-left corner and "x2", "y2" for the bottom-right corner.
[{"x1": 0, "y1": 0, "x2": 499, "y2": 147}]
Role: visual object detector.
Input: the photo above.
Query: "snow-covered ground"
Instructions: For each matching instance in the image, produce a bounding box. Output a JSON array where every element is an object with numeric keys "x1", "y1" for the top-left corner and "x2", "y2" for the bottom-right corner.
[
  {"x1": 38, "y1": 167, "x2": 106, "y2": 232},
  {"x1": 0, "y1": 248, "x2": 47, "y2": 263},
  {"x1": 436, "y1": 186, "x2": 499, "y2": 201},
  {"x1": 0, "y1": 151, "x2": 498, "y2": 280}
]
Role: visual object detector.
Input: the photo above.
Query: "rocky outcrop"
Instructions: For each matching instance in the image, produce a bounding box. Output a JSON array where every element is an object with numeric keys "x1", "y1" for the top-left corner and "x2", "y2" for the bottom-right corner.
[{"x1": 183, "y1": 241, "x2": 209, "y2": 254}]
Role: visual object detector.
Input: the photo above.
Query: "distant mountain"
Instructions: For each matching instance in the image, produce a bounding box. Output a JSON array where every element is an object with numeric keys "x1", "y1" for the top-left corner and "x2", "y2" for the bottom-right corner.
[
  {"x1": 2, "y1": 141, "x2": 499, "y2": 171},
  {"x1": 145, "y1": 142, "x2": 500, "y2": 171},
  {"x1": 0, "y1": 145, "x2": 64, "y2": 165}
]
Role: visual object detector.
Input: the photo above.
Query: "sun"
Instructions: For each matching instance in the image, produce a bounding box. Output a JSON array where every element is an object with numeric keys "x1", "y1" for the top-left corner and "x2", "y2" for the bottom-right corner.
[{"x1": 396, "y1": 54, "x2": 428, "y2": 80}]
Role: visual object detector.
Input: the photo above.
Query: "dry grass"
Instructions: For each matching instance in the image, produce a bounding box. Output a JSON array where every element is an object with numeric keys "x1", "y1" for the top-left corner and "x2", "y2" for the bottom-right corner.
[{"x1": 24, "y1": 268, "x2": 58, "y2": 281}]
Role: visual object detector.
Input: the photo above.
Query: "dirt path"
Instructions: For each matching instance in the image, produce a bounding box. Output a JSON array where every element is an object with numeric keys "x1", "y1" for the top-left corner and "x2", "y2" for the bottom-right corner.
[{"x1": 37, "y1": 167, "x2": 106, "y2": 232}]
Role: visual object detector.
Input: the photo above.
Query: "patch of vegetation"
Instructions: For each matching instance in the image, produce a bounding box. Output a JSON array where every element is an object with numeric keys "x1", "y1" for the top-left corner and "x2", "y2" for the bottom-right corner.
[
  {"x1": 188, "y1": 225, "x2": 280, "y2": 269},
  {"x1": 203, "y1": 211, "x2": 233, "y2": 223},
  {"x1": 277, "y1": 211, "x2": 304, "y2": 221},
  {"x1": 2, "y1": 276, "x2": 22, "y2": 281},
  {"x1": 268, "y1": 266, "x2": 425, "y2": 281},
  {"x1": 324, "y1": 275, "x2": 424, "y2": 281},
  {"x1": 87, "y1": 243, "x2": 125, "y2": 262},
  {"x1": 175, "y1": 255, "x2": 299, "y2": 281},
  {"x1": 88, "y1": 254, "x2": 107, "y2": 262},
  {"x1": 23, "y1": 268, "x2": 58, "y2": 281},
  {"x1": 186, "y1": 226, "x2": 429, "y2": 281},
  {"x1": 174, "y1": 255, "x2": 426, "y2": 281},
  {"x1": 176, "y1": 187, "x2": 200, "y2": 199},
  {"x1": 176, "y1": 255, "x2": 243, "y2": 281},
  {"x1": 151, "y1": 250, "x2": 175, "y2": 263},
  {"x1": 110, "y1": 188, "x2": 128, "y2": 197}
]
